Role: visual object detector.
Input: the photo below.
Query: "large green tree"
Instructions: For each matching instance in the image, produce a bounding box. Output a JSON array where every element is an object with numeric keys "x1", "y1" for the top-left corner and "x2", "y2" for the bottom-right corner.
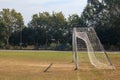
[
  {"x1": 28, "y1": 12, "x2": 68, "y2": 49},
  {"x1": 50, "y1": 12, "x2": 67, "y2": 45},
  {"x1": 81, "y1": 0, "x2": 120, "y2": 50},
  {"x1": 0, "y1": 17, "x2": 6, "y2": 48},
  {"x1": 28, "y1": 12, "x2": 51, "y2": 49},
  {"x1": 0, "y1": 8, "x2": 24, "y2": 48}
]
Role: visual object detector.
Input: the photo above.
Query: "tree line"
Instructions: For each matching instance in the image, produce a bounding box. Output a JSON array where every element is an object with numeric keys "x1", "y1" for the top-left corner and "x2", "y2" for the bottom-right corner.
[{"x1": 0, "y1": 0, "x2": 120, "y2": 50}]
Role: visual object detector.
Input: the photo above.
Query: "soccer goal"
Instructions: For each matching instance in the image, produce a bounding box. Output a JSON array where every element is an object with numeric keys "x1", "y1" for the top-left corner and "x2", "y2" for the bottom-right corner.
[{"x1": 72, "y1": 27, "x2": 115, "y2": 70}]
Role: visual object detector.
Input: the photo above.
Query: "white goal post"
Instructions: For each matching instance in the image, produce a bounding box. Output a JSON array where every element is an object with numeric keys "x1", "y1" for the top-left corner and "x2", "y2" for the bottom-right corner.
[{"x1": 72, "y1": 27, "x2": 115, "y2": 70}]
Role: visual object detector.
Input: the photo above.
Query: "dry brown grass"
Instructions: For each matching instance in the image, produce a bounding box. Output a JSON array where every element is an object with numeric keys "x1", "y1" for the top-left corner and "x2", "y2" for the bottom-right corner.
[
  {"x1": 0, "y1": 51, "x2": 120, "y2": 80},
  {"x1": 0, "y1": 58, "x2": 76, "y2": 80}
]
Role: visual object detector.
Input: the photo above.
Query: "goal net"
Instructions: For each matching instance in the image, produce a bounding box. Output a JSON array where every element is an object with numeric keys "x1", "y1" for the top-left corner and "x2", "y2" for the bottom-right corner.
[{"x1": 72, "y1": 27, "x2": 115, "y2": 70}]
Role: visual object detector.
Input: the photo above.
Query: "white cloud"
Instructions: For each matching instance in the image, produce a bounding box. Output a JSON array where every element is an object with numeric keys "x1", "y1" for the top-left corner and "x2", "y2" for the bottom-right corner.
[
  {"x1": 0, "y1": 0, "x2": 87, "y2": 25},
  {"x1": 27, "y1": 0, "x2": 50, "y2": 4},
  {"x1": 27, "y1": 0, "x2": 66, "y2": 5},
  {"x1": 0, "y1": 0, "x2": 9, "y2": 2}
]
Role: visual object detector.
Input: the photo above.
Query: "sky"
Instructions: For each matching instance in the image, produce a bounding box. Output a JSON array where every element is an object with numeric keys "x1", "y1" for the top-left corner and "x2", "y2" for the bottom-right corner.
[{"x1": 0, "y1": 0, "x2": 87, "y2": 25}]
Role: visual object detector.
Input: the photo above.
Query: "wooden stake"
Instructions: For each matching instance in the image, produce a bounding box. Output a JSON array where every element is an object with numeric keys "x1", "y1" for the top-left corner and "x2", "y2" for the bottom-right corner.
[{"x1": 44, "y1": 63, "x2": 53, "y2": 72}]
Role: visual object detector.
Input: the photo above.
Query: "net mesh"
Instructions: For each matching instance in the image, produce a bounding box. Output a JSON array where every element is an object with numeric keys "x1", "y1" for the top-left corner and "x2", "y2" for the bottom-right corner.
[{"x1": 73, "y1": 27, "x2": 115, "y2": 69}]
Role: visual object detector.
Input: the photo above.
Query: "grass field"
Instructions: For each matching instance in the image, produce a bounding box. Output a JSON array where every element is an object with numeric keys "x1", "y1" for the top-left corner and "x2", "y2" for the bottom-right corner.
[{"x1": 0, "y1": 50, "x2": 120, "y2": 80}]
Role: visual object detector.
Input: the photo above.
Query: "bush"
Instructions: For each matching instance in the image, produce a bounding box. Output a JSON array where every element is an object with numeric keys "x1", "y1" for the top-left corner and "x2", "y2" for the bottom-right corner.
[{"x1": 55, "y1": 43, "x2": 71, "y2": 51}]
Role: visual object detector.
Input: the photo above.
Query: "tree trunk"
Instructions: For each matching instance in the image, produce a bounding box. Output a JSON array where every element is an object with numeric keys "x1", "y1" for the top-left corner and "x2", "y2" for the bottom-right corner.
[{"x1": 6, "y1": 36, "x2": 10, "y2": 49}]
